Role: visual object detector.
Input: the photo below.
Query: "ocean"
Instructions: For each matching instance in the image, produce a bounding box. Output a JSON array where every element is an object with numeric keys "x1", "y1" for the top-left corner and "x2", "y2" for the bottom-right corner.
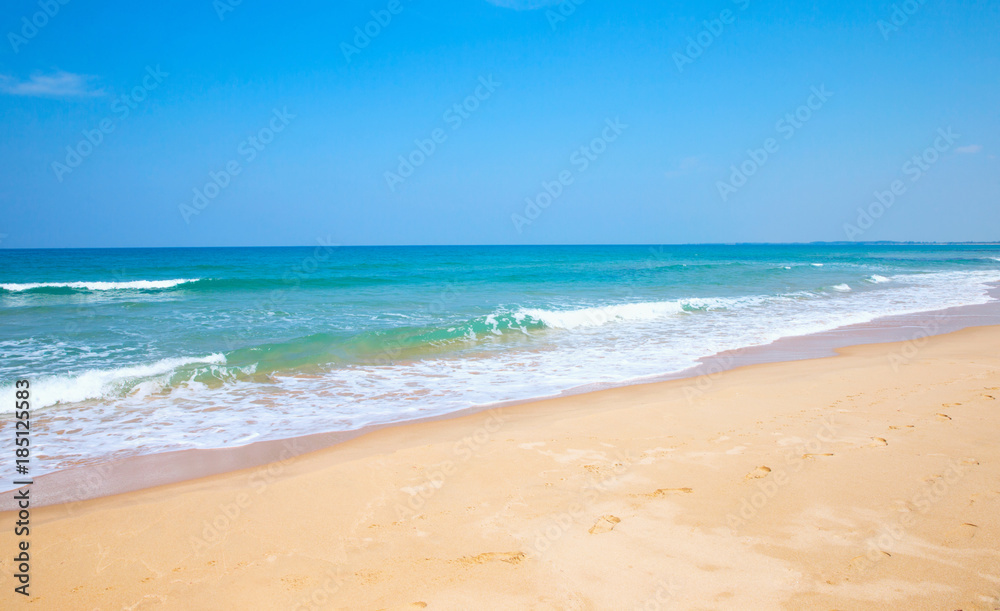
[{"x1": 2, "y1": 244, "x2": 999, "y2": 476}]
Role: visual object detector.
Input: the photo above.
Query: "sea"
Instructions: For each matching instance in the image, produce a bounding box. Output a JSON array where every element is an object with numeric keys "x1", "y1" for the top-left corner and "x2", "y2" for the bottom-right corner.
[{"x1": 2, "y1": 244, "x2": 999, "y2": 477}]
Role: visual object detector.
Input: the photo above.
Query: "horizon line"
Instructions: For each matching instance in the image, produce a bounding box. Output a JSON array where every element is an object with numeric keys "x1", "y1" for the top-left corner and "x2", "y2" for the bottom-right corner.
[{"x1": 2, "y1": 241, "x2": 1000, "y2": 251}]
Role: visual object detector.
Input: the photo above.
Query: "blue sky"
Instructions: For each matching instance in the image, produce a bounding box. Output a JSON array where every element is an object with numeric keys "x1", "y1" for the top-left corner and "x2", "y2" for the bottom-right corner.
[{"x1": 0, "y1": 0, "x2": 997, "y2": 248}]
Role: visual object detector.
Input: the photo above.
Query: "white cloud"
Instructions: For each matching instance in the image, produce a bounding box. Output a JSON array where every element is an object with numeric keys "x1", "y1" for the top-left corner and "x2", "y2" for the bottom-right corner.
[
  {"x1": 954, "y1": 144, "x2": 983, "y2": 154},
  {"x1": 0, "y1": 71, "x2": 103, "y2": 97}
]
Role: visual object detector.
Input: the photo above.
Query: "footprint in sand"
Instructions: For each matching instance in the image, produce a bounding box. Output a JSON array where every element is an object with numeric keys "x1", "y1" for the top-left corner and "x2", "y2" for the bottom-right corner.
[
  {"x1": 870, "y1": 437, "x2": 888, "y2": 447},
  {"x1": 648, "y1": 488, "x2": 693, "y2": 497},
  {"x1": 943, "y1": 523, "x2": 979, "y2": 546},
  {"x1": 745, "y1": 466, "x2": 772, "y2": 480},
  {"x1": 936, "y1": 413, "x2": 952, "y2": 421},
  {"x1": 961, "y1": 458, "x2": 980, "y2": 466},
  {"x1": 589, "y1": 515, "x2": 621, "y2": 534},
  {"x1": 802, "y1": 453, "x2": 835, "y2": 459},
  {"x1": 460, "y1": 551, "x2": 526, "y2": 565},
  {"x1": 969, "y1": 491, "x2": 999, "y2": 505}
]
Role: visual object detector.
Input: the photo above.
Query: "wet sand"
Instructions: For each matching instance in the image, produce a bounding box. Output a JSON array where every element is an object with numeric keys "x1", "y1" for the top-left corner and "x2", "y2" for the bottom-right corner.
[
  {"x1": 9, "y1": 290, "x2": 1000, "y2": 511},
  {"x1": 1, "y1": 325, "x2": 999, "y2": 609}
]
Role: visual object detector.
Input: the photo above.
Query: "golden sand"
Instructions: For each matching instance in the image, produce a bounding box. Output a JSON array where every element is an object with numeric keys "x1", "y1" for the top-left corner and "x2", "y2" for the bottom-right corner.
[{"x1": 2, "y1": 326, "x2": 999, "y2": 609}]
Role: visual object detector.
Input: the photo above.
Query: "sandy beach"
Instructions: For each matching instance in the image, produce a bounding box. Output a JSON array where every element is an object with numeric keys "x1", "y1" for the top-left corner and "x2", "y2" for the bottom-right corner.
[
  {"x1": 4, "y1": 0, "x2": 998, "y2": 608},
  {"x1": 3, "y1": 325, "x2": 1000, "y2": 610}
]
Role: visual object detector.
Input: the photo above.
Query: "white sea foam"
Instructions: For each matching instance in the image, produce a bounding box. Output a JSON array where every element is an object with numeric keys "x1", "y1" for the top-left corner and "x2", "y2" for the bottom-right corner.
[
  {"x1": 811, "y1": 263, "x2": 824, "y2": 267},
  {"x1": 517, "y1": 294, "x2": 805, "y2": 330},
  {"x1": 517, "y1": 301, "x2": 686, "y2": 329},
  {"x1": 0, "y1": 279, "x2": 200, "y2": 292},
  {"x1": 4, "y1": 354, "x2": 226, "y2": 409},
  {"x1": 6, "y1": 269, "x2": 1000, "y2": 478},
  {"x1": 831, "y1": 283, "x2": 852, "y2": 292},
  {"x1": 868, "y1": 275, "x2": 891, "y2": 283}
]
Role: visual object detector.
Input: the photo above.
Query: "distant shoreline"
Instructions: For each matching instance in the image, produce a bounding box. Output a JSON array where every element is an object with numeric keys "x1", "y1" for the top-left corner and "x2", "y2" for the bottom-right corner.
[{"x1": 2, "y1": 241, "x2": 1000, "y2": 251}]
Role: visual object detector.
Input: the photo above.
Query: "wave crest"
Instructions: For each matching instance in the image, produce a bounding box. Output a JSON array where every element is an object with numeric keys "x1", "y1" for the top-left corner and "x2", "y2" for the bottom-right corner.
[
  {"x1": 1, "y1": 279, "x2": 201, "y2": 293},
  {"x1": 3, "y1": 354, "x2": 226, "y2": 409},
  {"x1": 517, "y1": 301, "x2": 686, "y2": 329}
]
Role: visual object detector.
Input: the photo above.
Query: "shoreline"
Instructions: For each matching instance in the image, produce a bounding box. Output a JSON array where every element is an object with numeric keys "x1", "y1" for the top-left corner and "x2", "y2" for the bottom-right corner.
[
  {"x1": 6, "y1": 287, "x2": 1000, "y2": 510},
  {"x1": 1, "y1": 322, "x2": 998, "y2": 607}
]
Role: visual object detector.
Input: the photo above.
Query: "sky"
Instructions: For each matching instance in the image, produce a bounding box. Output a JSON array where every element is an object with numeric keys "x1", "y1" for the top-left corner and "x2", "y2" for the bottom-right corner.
[{"x1": 0, "y1": 0, "x2": 997, "y2": 248}]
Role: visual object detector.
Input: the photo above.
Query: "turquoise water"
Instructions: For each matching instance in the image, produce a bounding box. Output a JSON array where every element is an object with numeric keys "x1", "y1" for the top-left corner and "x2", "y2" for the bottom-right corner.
[{"x1": 2, "y1": 244, "x2": 999, "y2": 474}]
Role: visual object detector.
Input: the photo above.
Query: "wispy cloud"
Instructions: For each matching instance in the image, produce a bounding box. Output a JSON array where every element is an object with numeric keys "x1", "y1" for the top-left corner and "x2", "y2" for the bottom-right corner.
[
  {"x1": 665, "y1": 155, "x2": 705, "y2": 179},
  {"x1": 954, "y1": 144, "x2": 983, "y2": 154},
  {"x1": 0, "y1": 71, "x2": 103, "y2": 98},
  {"x1": 485, "y1": 0, "x2": 562, "y2": 10}
]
